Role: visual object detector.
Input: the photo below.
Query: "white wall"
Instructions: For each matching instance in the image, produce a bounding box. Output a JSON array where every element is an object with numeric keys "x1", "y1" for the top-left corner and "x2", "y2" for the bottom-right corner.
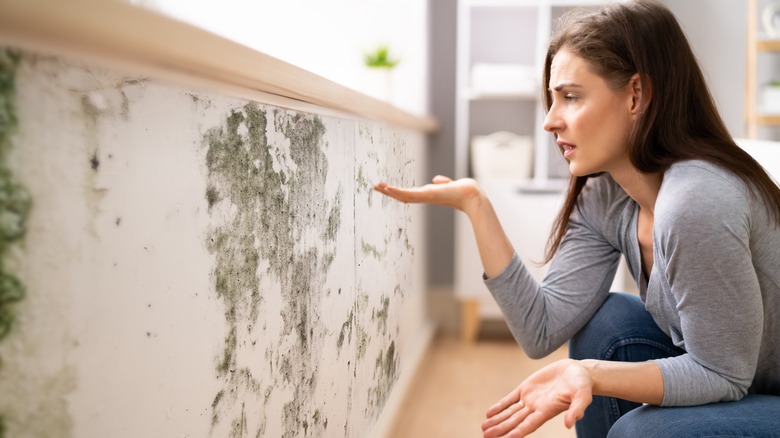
[
  {"x1": 0, "y1": 50, "x2": 431, "y2": 438},
  {"x1": 660, "y1": 0, "x2": 746, "y2": 138},
  {"x1": 134, "y1": 0, "x2": 430, "y2": 116}
]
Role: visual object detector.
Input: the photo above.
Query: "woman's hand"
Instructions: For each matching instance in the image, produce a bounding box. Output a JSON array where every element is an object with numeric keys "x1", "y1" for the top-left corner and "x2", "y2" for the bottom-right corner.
[
  {"x1": 375, "y1": 175, "x2": 514, "y2": 277},
  {"x1": 374, "y1": 175, "x2": 484, "y2": 217},
  {"x1": 482, "y1": 359, "x2": 593, "y2": 438}
]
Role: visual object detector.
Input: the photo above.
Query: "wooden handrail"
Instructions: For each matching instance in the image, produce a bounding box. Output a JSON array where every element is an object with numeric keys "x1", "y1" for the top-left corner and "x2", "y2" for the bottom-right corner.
[{"x1": 0, "y1": 0, "x2": 438, "y2": 133}]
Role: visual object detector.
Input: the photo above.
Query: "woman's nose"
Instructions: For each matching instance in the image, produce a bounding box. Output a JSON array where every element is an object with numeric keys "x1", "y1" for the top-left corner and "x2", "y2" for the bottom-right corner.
[{"x1": 543, "y1": 106, "x2": 562, "y2": 133}]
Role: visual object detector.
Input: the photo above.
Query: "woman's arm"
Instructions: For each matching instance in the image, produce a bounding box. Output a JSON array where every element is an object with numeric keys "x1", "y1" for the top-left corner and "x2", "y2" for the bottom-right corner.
[
  {"x1": 378, "y1": 175, "x2": 625, "y2": 358},
  {"x1": 583, "y1": 359, "x2": 663, "y2": 404},
  {"x1": 374, "y1": 176, "x2": 514, "y2": 278}
]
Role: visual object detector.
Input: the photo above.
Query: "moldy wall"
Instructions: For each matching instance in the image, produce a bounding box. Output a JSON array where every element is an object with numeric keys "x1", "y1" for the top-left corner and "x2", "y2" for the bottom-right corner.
[{"x1": 0, "y1": 50, "x2": 429, "y2": 438}]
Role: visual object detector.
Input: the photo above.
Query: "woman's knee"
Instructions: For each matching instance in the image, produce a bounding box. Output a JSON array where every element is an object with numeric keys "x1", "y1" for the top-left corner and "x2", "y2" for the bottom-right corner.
[
  {"x1": 569, "y1": 292, "x2": 646, "y2": 360},
  {"x1": 607, "y1": 405, "x2": 671, "y2": 438},
  {"x1": 607, "y1": 396, "x2": 780, "y2": 438}
]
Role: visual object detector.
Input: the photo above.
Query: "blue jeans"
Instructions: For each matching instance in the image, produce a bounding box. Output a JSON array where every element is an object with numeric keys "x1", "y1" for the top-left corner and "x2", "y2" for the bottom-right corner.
[{"x1": 569, "y1": 293, "x2": 780, "y2": 438}]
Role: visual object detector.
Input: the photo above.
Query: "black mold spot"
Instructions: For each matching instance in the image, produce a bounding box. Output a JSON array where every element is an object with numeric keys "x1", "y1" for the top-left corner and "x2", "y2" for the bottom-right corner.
[
  {"x1": 205, "y1": 185, "x2": 219, "y2": 210},
  {"x1": 89, "y1": 150, "x2": 99, "y2": 171}
]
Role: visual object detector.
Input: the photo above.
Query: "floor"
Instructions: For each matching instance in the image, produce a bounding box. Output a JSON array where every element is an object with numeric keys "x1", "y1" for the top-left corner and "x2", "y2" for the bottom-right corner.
[{"x1": 389, "y1": 328, "x2": 575, "y2": 438}]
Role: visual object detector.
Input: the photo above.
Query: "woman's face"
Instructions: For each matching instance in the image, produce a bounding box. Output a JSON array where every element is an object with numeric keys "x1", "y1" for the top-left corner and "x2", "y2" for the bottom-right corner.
[{"x1": 543, "y1": 49, "x2": 638, "y2": 177}]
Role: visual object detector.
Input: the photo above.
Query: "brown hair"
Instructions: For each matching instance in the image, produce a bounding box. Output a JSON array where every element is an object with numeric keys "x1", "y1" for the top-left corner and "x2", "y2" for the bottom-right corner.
[{"x1": 543, "y1": 0, "x2": 780, "y2": 263}]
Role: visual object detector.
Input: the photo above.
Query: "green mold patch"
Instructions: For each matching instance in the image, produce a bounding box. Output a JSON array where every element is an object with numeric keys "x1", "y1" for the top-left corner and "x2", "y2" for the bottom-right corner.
[
  {"x1": 356, "y1": 325, "x2": 368, "y2": 361},
  {"x1": 360, "y1": 240, "x2": 384, "y2": 260},
  {"x1": 204, "y1": 103, "x2": 338, "y2": 438},
  {"x1": 366, "y1": 341, "x2": 399, "y2": 416},
  {"x1": 0, "y1": 49, "x2": 31, "y2": 366},
  {"x1": 355, "y1": 166, "x2": 374, "y2": 207},
  {"x1": 371, "y1": 296, "x2": 390, "y2": 336},
  {"x1": 336, "y1": 310, "x2": 354, "y2": 351}
]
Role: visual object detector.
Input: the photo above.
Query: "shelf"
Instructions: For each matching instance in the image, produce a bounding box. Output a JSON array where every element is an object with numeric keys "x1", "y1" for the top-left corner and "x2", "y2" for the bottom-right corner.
[
  {"x1": 466, "y1": 0, "x2": 616, "y2": 8},
  {"x1": 470, "y1": 178, "x2": 566, "y2": 196},
  {"x1": 757, "y1": 38, "x2": 780, "y2": 52},
  {"x1": 465, "y1": 0, "x2": 542, "y2": 8},
  {"x1": 756, "y1": 114, "x2": 780, "y2": 125},
  {"x1": 516, "y1": 177, "x2": 567, "y2": 194},
  {"x1": 466, "y1": 88, "x2": 539, "y2": 100}
]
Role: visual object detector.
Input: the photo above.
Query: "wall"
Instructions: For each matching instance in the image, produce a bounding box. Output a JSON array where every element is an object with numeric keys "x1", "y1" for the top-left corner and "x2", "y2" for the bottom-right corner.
[
  {"x1": 0, "y1": 49, "x2": 429, "y2": 437},
  {"x1": 134, "y1": 0, "x2": 430, "y2": 117},
  {"x1": 660, "y1": 0, "x2": 746, "y2": 138}
]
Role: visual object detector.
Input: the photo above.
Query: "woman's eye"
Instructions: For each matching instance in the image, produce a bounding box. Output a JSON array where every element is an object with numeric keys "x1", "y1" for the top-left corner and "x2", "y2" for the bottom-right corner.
[{"x1": 565, "y1": 94, "x2": 578, "y2": 101}]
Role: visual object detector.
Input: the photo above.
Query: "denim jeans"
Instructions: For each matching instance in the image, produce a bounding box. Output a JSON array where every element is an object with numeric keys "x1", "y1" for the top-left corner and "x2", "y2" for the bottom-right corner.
[{"x1": 569, "y1": 292, "x2": 780, "y2": 438}]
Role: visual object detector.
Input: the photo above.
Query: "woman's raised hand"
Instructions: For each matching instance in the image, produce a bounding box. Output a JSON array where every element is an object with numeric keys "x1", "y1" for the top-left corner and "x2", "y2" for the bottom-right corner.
[{"x1": 373, "y1": 175, "x2": 484, "y2": 216}]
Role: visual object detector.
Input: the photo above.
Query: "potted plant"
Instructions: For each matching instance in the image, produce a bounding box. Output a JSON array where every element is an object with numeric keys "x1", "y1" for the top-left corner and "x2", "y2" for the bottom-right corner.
[
  {"x1": 362, "y1": 44, "x2": 400, "y2": 101},
  {"x1": 364, "y1": 44, "x2": 400, "y2": 70}
]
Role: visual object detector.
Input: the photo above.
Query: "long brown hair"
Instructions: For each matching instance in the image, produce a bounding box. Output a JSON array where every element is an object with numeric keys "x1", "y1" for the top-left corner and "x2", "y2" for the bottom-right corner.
[{"x1": 543, "y1": 0, "x2": 780, "y2": 263}]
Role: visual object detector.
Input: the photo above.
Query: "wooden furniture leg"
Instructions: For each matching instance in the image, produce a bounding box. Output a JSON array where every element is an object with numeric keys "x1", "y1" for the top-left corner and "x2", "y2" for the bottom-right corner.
[{"x1": 460, "y1": 299, "x2": 480, "y2": 343}]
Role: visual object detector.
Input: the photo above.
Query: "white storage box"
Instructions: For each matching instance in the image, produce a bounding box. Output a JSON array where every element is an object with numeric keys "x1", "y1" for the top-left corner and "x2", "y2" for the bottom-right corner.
[
  {"x1": 470, "y1": 63, "x2": 537, "y2": 95},
  {"x1": 470, "y1": 131, "x2": 533, "y2": 180}
]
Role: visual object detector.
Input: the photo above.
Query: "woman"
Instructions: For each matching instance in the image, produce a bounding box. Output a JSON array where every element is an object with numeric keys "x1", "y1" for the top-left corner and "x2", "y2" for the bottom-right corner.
[{"x1": 375, "y1": 1, "x2": 780, "y2": 437}]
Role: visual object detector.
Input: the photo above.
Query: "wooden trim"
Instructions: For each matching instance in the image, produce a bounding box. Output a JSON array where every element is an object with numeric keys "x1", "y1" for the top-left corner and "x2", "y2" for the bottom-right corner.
[{"x1": 0, "y1": 0, "x2": 438, "y2": 133}]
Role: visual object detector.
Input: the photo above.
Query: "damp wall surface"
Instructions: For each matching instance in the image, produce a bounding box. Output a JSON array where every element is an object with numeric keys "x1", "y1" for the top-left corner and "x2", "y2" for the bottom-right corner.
[{"x1": 0, "y1": 51, "x2": 430, "y2": 437}]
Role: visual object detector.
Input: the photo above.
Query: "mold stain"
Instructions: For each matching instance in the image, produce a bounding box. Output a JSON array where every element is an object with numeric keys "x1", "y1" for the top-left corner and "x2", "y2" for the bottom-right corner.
[
  {"x1": 355, "y1": 166, "x2": 373, "y2": 207},
  {"x1": 80, "y1": 88, "x2": 110, "y2": 237},
  {"x1": 204, "y1": 103, "x2": 339, "y2": 437},
  {"x1": 371, "y1": 296, "x2": 390, "y2": 336},
  {"x1": 0, "y1": 49, "x2": 32, "y2": 373},
  {"x1": 360, "y1": 240, "x2": 384, "y2": 260},
  {"x1": 366, "y1": 341, "x2": 398, "y2": 416},
  {"x1": 356, "y1": 325, "x2": 368, "y2": 361},
  {"x1": 336, "y1": 310, "x2": 354, "y2": 351}
]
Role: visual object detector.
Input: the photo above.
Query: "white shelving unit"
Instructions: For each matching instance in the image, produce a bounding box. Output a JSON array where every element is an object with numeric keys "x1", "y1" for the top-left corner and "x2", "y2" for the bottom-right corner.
[
  {"x1": 454, "y1": 0, "x2": 620, "y2": 342},
  {"x1": 745, "y1": 0, "x2": 780, "y2": 139}
]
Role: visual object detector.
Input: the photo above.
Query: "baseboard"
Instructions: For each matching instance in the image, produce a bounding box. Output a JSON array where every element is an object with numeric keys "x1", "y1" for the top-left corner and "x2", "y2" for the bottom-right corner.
[{"x1": 369, "y1": 319, "x2": 436, "y2": 438}]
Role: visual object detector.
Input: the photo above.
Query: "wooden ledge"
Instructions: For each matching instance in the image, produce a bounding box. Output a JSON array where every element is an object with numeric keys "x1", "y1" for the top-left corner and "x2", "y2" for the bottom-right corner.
[{"x1": 0, "y1": 0, "x2": 438, "y2": 133}]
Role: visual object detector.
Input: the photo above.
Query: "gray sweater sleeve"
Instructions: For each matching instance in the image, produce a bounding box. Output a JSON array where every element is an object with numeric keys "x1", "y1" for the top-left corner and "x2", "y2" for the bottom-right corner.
[
  {"x1": 484, "y1": 178, "x2": 623, "y2": 359},
  {"x1": 651, "y1": 164, "x2": 763, "y2": 405}
]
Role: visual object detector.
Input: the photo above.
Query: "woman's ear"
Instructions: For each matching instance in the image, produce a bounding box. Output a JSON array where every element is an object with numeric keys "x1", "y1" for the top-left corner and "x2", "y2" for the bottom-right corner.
[{"x1": 628, "y1": 73, "x2": 651, "y2": 116}]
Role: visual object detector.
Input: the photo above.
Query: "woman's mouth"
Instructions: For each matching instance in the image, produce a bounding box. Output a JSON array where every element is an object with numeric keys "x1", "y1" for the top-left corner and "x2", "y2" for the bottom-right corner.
[{"x1": 558, "y1": 141, "x2": 576, "y2": 157}]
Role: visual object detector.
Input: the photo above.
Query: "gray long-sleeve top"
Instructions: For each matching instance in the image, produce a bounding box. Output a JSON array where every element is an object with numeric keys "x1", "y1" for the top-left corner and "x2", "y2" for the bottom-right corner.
[{"x1": 484, "y1": 160, "x2": 780, "y2": 406}]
